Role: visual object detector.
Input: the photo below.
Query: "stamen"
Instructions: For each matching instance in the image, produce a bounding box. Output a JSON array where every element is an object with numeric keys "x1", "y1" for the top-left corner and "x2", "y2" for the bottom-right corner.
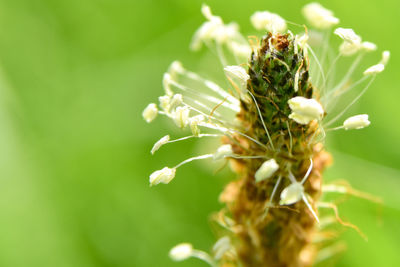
[
  {"x1": 170, "y1": 80, "x2": 240, "y2": 112},
  {"x1": 301, "y1": 158, "x2": 313, "y2": 184},
  {"x1": 182, "y1": 69, "x2": 240, "y2": 106},
  {"x1": 174, "y1": 154, "x2": 214, "y2": 169},
  {"x1": 302, "y1": 194, "x2": 320, "y2": 223},
  {"x1": 286, "y1": 121, "x2": 293, "y2": 156},
  {"x1": 248, "y1": 91, "x2": 275, "y2": 150},
  {"x1": 324, "y1": 75, "x2": 375, "y2": 127},
  {"x1": 306, "y1": 44, "x2": 327, "y2": 90}
]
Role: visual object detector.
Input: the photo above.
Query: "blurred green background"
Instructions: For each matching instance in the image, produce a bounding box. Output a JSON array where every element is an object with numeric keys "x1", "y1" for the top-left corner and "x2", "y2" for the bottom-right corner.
[{"x1": 0, "y1": 0, "x2": 398, "y2": 266}]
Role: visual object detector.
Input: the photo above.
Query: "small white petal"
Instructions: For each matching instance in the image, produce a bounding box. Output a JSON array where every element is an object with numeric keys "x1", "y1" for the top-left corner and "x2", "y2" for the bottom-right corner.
[
  {"x1": 361, "y1": 41, "x2": 377, "y2": 52},
  {"x1": 302, "y1": 3, "x2": 339, "y2": 29},
  {"x1": 250, "y1": 11, "x2": 287, "y2": 32},
  {"x1": 363, "y1": 63, "x2": 384, "y2": 75},
  {"x1": 343, "y1": 114, "x2": 370, "y2": 130},
  {"x1": 169, "y1": 243, "x2": 193, "y2": 261},
  {"x1": 142, "y1": 103, "x2": 158, "y2": 123},
  {"x1": 149, "y1": 167, "x2": 176, "y2": 186},
  {"x1": 173, "y1": 106, "x2": 190, "y2": 128},
  {"x1": 380, "y1": 50, "x2": 390, "y2": 65},
  {"x1": 288, "y1": 97, "x2": 324, "y2": 125},
  {"x1": 214, "y1": 144, "x2": 233, "y2": 160},
  {"x1": 280, "y1": 182, "x2": 304, "y2": 205},
  {"x1": 213, "y1": 236, "x2": 231, "y2": 260},
  {"x1": 255, "y1": 159, "x2": 279, "y2": 182},
  {"x1": 151, "y1": 135, "x2": 170, "y2": 154}
]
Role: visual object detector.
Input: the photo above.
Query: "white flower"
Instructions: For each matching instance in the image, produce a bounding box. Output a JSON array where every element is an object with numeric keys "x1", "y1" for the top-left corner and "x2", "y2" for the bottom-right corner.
[
  {"x1": 380, "y1": 50, "x2": 390, "y2": 65},
  {"x1": 151, "y1": 135, "x2": 170, "y2": 154},
  {"x1": 288, "y1": 97, "x2": 324, "y2": 125},
  {"x1": 302, "y1": 3, "x2": 339, "y2": 29},
  {"x1": 250, "y1": 11, "x2": 287, "y2": 32},
  {"x1": 173, "y1": 106, "x2": 190, "y2": 128},
  {"x1": 361, "y1": 41, "x2": 377, "y2": 52},
  {"x1": 343, "y1": 114, "x2": 370, "y2": 130},
  {"x1": 169, "y1": 243, "x2": 193, "y2": 261},
  {"x1": 149, "y1": 167, "x2": 176, "y2": 186},
  {"x1": 280, "y1": 182, "x2": 304, "y2": 205},
  {"x1": 224, "y1": 65, "x2": 250, "y2": 92},
  {"x1": 214, "y1": 144, "x2": 233, "y2": 160},
  {"x1": 255, "y1": 159, "x2": 279, "y2": 182},
  {"x1": 142, "y1": 103, "x2": 158, "y2": 123},
  {"x1": 189, "y1": 115, "x2": 205, "y2": 136},
  {"x1": 363, "y1": 63, "x2": 384, "y2": 75}
]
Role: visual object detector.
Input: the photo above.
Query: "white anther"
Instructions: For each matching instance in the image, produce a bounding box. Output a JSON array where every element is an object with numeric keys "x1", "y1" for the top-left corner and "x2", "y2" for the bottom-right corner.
[
  {"x1": 343, "y1": 114, "x2": 370, "y2": 130},
  {"x1": 280, "y1": 182, "x2": 304, "y2": 205},
  {"x1": 189, "y1": 115, "x2": 205, "y2": 136},
  {"x1": 214, "y1": 144, "x2": 233, "y2": 160},
  {"x1": 288, "y1": 97, "x2": 324, "y2": 124},
  {"x1": 142, "y1": 103, "x2": 158, "y2": 123},
  {"x1": 302, "y1": 3, "x2": 339, "y2": 29},
  {"x1": 250, "y1": 11, "x2": 287, "y2": 33},
  {"x1": 255, "y1": 159, "x2": 279, "y2": 182},
  {"x1": 173, "y1": 106, "x2": 190, "y2": 128},
  {"x1": 149, "y1": 167, "x2": 176, "y2": 186},
  {"x1": 151, "y1": 135, "x2": 170, "y2": 154},
  {"x1": 169, "y1": 243, "x2": 193, "y2": 261},
  {"x1": 363, "y1": 63, "x2": 384, "y2": 75}
]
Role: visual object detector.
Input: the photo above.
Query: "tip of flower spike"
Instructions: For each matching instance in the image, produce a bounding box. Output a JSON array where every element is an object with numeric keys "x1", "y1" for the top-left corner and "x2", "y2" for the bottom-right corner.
[
  {"x1": 142, "y1": 103, "x2": 158, "y2": 123},
  {"x1": 343, "y1": 114, "x2": 370, "y2": 130},
  {"x1": 302, "y1": 2, "x2": 339, "y2": 29},
  {"x1": 169, "y1": 243, "x2": 193, "y2": 261},
  {"x1": 149, "y1": 167, "x2": 176, "y2": 186},
  {"x1": 280, "y1": 182, "x2": 304, "y2": 205},
  {"x1": 255, "y1": 159, "x2": 279, "y2": 182}
]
